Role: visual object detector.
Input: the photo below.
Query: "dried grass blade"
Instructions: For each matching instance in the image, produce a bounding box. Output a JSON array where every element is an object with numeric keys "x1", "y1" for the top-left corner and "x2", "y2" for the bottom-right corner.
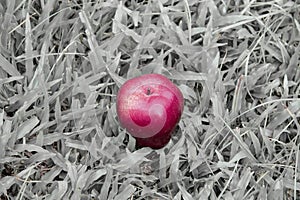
[{"x1": 0, "y1": 54, "x2": 21, "y2": 76}]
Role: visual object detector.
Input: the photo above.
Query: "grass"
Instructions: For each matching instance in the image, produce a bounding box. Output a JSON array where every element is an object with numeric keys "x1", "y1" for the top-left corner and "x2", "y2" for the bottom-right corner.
[{"x1": 0, "y1": 0, "x2": 300, "y2": 199}]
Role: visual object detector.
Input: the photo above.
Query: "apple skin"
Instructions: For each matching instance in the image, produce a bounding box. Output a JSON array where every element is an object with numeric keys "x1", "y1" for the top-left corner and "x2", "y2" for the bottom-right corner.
[{"x1": 116, "y1": 73, "x2": 184, "y2": 149}]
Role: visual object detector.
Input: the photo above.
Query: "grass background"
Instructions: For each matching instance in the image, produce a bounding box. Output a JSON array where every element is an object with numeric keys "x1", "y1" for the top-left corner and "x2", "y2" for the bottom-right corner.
[{"x1": 0, "y1": 0, "x2": 300, "y2": 199}]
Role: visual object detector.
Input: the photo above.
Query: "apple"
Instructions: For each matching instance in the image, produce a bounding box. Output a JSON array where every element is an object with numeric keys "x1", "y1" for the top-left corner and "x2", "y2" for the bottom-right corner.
[{"x1": 116, "y1": 73, "x2": 184, "y2": 149}]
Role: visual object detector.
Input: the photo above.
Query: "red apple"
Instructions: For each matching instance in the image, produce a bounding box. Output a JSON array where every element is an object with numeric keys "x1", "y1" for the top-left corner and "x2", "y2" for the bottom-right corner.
[{"x1": 116, "y1": 73, "x2": 184, "y2": 149}]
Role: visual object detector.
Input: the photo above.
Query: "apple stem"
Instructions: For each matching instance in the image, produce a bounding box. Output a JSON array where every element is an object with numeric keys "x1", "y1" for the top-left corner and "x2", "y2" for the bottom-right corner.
[{"x1": 146, "y1": 88, "x2": 151, "y2": 95}]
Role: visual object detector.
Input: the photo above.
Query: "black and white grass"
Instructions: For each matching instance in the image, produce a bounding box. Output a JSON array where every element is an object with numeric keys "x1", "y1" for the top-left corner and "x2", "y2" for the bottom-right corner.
[{"x1": 0, "y1": 0, "x2": 300, "y2": 199}]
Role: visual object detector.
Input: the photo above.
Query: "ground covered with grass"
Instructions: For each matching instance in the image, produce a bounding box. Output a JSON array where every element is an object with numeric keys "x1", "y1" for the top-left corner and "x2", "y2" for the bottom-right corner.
[{"x1": 0, "y1": 0, "x2": 300, "y2": 199}]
